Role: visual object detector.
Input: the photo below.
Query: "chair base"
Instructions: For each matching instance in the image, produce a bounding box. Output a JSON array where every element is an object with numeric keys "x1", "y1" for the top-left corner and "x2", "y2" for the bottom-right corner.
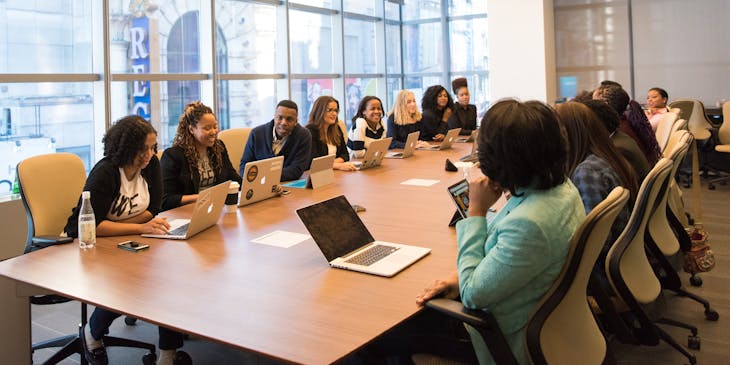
[{"x1": 35, "y1": 333, "x2": 156, "y2": 365}]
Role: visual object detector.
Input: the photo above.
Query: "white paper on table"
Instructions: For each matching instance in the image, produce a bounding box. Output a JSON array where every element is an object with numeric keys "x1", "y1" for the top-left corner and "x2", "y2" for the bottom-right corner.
[
  {"x1": 251, "y1": 230, "x2": 311, "y2": 248},
  {"x1": 453, "y1": 161, "x2": 474, "y2": 169},
  {"x1": 400, "y1": 178, "x2": 440, "y2": 187}
]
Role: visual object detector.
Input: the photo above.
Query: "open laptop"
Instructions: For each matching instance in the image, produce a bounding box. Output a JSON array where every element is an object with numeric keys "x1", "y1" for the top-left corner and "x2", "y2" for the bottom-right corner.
[
  {"x1": 385, "y1": 131, "x2": 419, "y2": 159},
  {"x1": 459, "y1": 130, "x2": 479, "y2": 162},
  {"x1": 297, "y1": 195, "x2": 431, "y2": 277},
  {"x1": 307, "y1": 154, "x2": 335, "y2": 188},
  {"x1": 417, "y1": 128, "x2": 461, "y2": 150},
  {"x1": 351, "y1": 137, "x2": 392, "y2": 170},
  {"x1": 238, "y1": 155, "x2": 284, "y2": 206},
  {"x1": 456, "y1": 129, "x2": 478, "y2": 143},
  {"x1": 142, "y1": 180, "x2": 230, "y2": 239}
]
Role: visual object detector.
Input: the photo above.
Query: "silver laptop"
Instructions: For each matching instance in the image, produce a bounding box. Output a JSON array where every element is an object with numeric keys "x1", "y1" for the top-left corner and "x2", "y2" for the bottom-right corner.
[
  {"x1": 460, "y1": 130, "x2": 479, "y2": 162},
  {"x1": 142, "y1": 180, "x2": 230, "y2": 240},
  {"x1": 455, "y1": 129, "x2": 478, "y2": 143},
  {"x1": 385, "y1": 131, "x2": 419, "y2": 159},
  {"x1": 296, "y1": 195, "x2": 431, "y2": 277},
  {"x1": 238, "y1": 155, "x2": 284, "y2": 206},
  {"x1": 417, "y1": 128, "x2": 461, "y2": 150},
  {"x1": 352, "y1": 137, "x2": 392, "y2": 170},
  {"x1": 307, "y1": 154, "x2": 335, "y2": 189}
]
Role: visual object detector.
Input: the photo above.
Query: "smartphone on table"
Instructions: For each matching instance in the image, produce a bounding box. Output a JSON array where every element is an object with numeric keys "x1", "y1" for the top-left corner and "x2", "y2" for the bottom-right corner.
[{"x1": 117, "y1": 240, "x2": 150, "y2": 252}]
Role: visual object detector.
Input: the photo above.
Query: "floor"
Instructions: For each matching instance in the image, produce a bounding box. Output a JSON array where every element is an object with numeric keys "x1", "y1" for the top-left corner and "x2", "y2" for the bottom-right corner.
[{"x1": 30, "y1": 182, "x2": 729, "y2": 364}]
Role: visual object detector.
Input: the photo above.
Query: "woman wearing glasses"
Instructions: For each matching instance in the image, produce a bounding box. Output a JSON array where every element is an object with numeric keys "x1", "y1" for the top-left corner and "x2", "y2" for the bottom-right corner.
[{"x1": 306, "y1": 95, "x2": 358, "y2": 171}]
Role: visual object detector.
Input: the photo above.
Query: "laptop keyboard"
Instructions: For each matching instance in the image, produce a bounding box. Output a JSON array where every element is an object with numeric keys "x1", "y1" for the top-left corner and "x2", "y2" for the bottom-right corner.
[
  {"x1": 169, "y1": 223, "x2": 189, "y2": 236},
  {"x1": 345, "y1": 244, "x2": 399, "y2": 266}
]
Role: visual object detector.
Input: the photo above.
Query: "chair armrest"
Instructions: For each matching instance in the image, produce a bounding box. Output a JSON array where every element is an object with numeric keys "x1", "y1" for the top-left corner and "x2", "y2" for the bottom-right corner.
[{"x1": 426, "y1": 298, "x2": 518, "y2": 365}]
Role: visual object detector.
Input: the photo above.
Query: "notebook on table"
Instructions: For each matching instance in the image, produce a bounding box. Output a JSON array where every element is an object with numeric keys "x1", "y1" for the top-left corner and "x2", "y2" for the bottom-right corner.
[
  {"x1": 385, "y1": 131, "x2": 420, "y2": 159},
  {"x1": 142, "y1": 180, "x2": 230, "y2": 239},
  {"x1": 417, "y1": 128, "x2": 461, "y2": 151},
  {"x1": 351, "y1": 137, "x2": 392, "y2": 170},
  {"x1": 296, "y1": 195, "x2": 430, "y2": 277},
  {"x1": 238, "y1": 156, "x2": 284, "y2": 206}
]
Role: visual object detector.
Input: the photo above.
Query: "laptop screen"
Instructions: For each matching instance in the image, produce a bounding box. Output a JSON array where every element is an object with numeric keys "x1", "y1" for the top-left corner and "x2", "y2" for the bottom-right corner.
[{"x1": 296, "y1": 195, "x2": 375, "y2": 261}]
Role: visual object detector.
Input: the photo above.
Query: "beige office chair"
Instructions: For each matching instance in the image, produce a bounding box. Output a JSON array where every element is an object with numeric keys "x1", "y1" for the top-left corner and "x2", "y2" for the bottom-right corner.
[
  {"x1": 218, "y1": 127, "x2": 251, "y2": 168},
  {"x1": 425, "y1": 187, "x2": 629, "y2": 365},
  {"x1": 669, "y1": 99, "x2": 711, "y2": 140},
  {"x1": 707, "y1": 101, "x2": 730, "y2": 190},
  {"x1": 338, "y1": 119, "x2": 349, "y2": 143},
  {"x1": 654, "y1": 111, "x2": 678, "y2": 154},
  {"x1": 605, "y1": 159, "x2": 698, "y2": 365},
  {"x1": 17, "y1": 153, "x2": 156, "y2": 364}
]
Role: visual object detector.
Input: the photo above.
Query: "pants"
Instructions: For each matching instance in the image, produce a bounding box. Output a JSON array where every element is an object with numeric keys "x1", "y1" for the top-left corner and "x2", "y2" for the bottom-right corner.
[{"x1": 89, "y1": 307, "x2": 185, "y2": 350}]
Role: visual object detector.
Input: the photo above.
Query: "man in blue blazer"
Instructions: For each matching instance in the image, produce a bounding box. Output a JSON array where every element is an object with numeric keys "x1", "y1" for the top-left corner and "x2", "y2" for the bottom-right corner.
[{"x1": 240, "y1": 100, "x2": 312, "y2": 181}]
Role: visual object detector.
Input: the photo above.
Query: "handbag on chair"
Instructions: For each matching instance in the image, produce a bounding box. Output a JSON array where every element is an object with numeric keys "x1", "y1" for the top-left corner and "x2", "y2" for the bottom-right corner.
[{"x1": 683, "y1": 226, "x2": 715, "y2": 273}]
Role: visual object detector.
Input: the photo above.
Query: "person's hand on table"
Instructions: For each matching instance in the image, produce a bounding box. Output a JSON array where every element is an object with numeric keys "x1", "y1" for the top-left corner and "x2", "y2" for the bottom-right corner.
[
  {"x1": 334, "y1": 161, "x2": 358, "y2": 171},
  {"x1": 141, "y1": 217, "x2": 170, "y2": 234},
  {"x1": 416, "y1": 272, "x2": 459, "y2": 306},
  {"x1": 432, "y1": 133, "x2": 445, "y2": 142},
  {"x1": 416, "y1": 140, "x2": 432, "y2": 149}
]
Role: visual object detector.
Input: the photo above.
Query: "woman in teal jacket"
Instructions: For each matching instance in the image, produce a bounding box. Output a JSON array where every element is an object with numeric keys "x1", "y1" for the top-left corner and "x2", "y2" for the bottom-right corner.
[{"x1": 416, "y1": 99, "x2": 585, "y2": 364}]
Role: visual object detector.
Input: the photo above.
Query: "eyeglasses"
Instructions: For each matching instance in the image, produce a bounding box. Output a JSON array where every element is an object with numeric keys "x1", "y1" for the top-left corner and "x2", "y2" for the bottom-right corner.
[{"x1": 326, "y1": 108, "x2": 339, "y2": 113}]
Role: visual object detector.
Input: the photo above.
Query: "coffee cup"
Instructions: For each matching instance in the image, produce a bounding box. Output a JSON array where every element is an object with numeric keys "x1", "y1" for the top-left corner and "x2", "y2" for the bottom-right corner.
[{"x1": 225, "y1": 181, "x2": 240, "y2": 213}]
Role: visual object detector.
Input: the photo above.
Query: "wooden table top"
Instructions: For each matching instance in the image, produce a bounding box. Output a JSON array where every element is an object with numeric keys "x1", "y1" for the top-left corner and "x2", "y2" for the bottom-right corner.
[{"x1": 0, "y1": 143, "x2": 477, "y2": 364}]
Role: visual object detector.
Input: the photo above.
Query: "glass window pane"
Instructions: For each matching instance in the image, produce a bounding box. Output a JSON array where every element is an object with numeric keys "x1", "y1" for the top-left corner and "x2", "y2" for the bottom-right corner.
[
  {"x1": 344, "y1": 18, "x2": 378, "y2": 74},
  {"x1": 343, "y1": 77, "x2": 380, "y2": 124},
  {"x1": 386, "y1": 23, "x2": 402, "y2": 74},
  {"x1": 109, "y1": 1, "x2": 204, "y2": 74},
  {"x1": 402, "y1": 0, "x2": 441, "y2": 21},
  {"x1": 344, "y1": 0, "x2": 379, "y2": 16},
  {"x1": 0, "y1": 82, "x2": 96, "y2": 196},
  {"x1": 219, "y1": 79, "x2": 288, "y2": 130},
  {"x1": 404, "y1": 76, "x2": 441, "y2": 101},
  {"x1": 403, "y1": 22, "x2": 442, "y2": 73},
  {"x1": 289, "y1": 10, "x2": 336, "y2": 74},
  {"x1": 290, "y1": 0, "x2": 336, "y2": 9},
  {"x1": 0, "y1": 1, "x2": 93, "y2": 73},
  {"x1": 448, "y1": 0, "x2": 487, "y2": 16},
  {"x1": 291, "y1": 79, "x2": 338, "y2": 123},
  {"x1": 386, "y1": 77, "x2": 403, "y2": 112},
  {"x1": 385, "y1": 1, "x2": 400, "y2": 20},
  {"x1": 215, "y1": 1, "x2": 281, "y2": 74},
  {"x1": 449, "y1": 18, "x2": 488, "y2": 72}
]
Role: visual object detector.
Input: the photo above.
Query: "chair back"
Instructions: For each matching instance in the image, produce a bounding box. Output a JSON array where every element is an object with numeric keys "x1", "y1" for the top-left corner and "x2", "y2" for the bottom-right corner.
[
  {"x1": 526, "y1": 187, "x2": 629, "y2": 365},
  {"x1": 338, "y1": 119, "x2": 348, "y2": 143},
  {"x1": 606, "y1": 158, "x2": 673, "y2": 306},
  {"x1": 218, "y1": 127, "x2": 251, "y2": 168},
  {"x1": 17, "y1": 153, "x2": 86, "y2": 247},
  {"x1": 649, "y1": 131, "x2": 692, "y2": 256},
  {"x1": 718, "y1": 101, "x2": 730, "y2": 145},
  {"x1": 668, "y1": 100, "x2": 693, "y2": 124},
  {"x1": 670, "y1": 99, "x2": 711, "y2": 140},
  {"x1": 654, "y1": 111, "x2": 678, "y2": 153}
]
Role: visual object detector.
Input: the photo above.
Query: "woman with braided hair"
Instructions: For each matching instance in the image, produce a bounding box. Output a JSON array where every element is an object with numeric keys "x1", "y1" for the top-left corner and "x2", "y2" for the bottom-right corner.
[{"x1": 161, "y1": 101, "x2": 241, "y2": 211}]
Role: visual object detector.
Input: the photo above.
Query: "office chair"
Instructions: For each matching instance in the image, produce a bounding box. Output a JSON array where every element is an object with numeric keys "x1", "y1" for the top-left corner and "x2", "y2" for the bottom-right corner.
[
  {"x1": 218, "y1": 127, "x2": 251, "y2": 168},
  {"x1": 654, "y1": 111, "x2": 678, "y2": 154},
  {"x1": 605, "y1": 159, "x2": 698, "y2": 365},
  {"x1": 425, "y1": 187, "x2": 630, "y2": 365},
  {"x1": 706, "y1": 101, "x2": 730, "y2": 190},
  {"x1": 17, "y1": 153, "x2": 156, "y2": 365}
]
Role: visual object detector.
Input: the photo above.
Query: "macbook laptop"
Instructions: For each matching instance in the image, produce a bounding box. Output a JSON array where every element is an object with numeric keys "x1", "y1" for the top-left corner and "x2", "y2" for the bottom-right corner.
[
  {"x1": 417, "y1": 128, "x2": 461, "y2": 150},
  {"x1": 456, "y1": 129, "x2": 478, "y2": 143},
  {"x1": 296, "y1": 195, "x2": 431, "y2": 277},
  {"x1": 238, "y1": 155, "x2": 284, "y2": 206},
  {"x1": 307, "y1": 154, "x2": 335, "y2": 188},
  {"x1": 351, "y1": 137, "x2": 392, "y2": 170},
  {"x1": 142, "y1": 180, "x2": 230, "y2": 239},
  {"x1": 385, "y1": 131, "x2": 420, "y2": 159},
  {"x1": 460, "y1": 130, "x2": 479, "y2": 162}
]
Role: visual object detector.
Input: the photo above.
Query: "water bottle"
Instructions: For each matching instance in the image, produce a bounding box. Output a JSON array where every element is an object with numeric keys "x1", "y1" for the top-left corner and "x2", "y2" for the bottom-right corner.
[{"x1": 78, "y1": 191, "x2": 96, "y2": 249}]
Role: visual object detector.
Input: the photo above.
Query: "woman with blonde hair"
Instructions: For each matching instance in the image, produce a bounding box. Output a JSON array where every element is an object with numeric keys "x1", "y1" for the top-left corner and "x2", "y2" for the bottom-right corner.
[
  {"x1": 306, "y1": 95, "x2": 357, "y2": 171},
  {"x1": 161, "y1": 101, "x2": 241, "y2": 211},
  {"x1": 386, "y1": 90, "x2": 431, "y2": 149}
]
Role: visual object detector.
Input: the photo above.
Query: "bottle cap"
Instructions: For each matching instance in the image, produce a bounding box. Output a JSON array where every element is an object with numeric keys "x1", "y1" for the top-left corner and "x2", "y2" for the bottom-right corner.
[{"x1": 82, "y1": 191, "x2": 90, "y2": 199}]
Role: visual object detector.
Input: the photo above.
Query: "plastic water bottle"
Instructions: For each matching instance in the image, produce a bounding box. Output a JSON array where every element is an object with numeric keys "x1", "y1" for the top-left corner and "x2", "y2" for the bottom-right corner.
[{"x1": 78, "y1": 191, "x2": 96, "y2": 249}]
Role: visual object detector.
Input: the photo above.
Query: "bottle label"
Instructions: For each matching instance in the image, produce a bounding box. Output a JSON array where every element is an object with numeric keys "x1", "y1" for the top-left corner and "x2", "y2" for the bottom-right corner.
[{"x1": 79, "y1": 220, "x2": 96, "y2": 246}]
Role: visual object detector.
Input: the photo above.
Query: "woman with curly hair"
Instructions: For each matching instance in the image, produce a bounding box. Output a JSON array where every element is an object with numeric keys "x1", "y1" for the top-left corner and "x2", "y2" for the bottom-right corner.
[
  {"x1": 594, "y1": 83, "x2": 662, "y2": 165},
  {"x1": 160, "y1": 101, "x2": 241, "y2": 211},
  {"x1": 64, "y1": 115, "x2": 191, "y2": 365},
  {"x1": 421, "y1": 85, "x2": 454, "y2": 141},
  {"x1": 306, "y1": 95, "x2": 358, "y2": 171}
]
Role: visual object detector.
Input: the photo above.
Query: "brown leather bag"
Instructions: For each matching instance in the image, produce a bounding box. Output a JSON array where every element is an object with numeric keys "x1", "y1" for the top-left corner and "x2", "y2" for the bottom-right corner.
[{"x1": 683, "y1": 227, "x2": 716, "y2": 273}]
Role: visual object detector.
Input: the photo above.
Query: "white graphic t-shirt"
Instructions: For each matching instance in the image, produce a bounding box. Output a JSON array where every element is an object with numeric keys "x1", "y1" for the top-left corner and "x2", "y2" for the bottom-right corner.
[{"x1": 106, "y1": 168, "x2": 150, "y2": 221}]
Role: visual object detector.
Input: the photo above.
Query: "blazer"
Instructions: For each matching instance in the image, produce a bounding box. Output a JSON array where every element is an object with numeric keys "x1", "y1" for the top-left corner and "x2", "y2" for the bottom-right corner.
[
  {"x1": 306, "y1": 123, "x2": 349, "y2": 164},
  {"x1": 240, "y1": 120, "x2": 312, "y2": 182},
  {"x1": 161, "y1": 142, "x2": 242, "y2": 211}
]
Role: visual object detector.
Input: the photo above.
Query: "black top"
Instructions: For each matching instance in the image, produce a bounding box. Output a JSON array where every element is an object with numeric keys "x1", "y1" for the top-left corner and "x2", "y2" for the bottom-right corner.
[
  {"x1": 420, "y1": 108, "x2": 449, "y2": 140},
  {"x1": 447, "y1": 103, "x2": 477, "y2": 135},
  {"x1": 306, "y1": 124, "x2": 349, "y2": 164},
  {"x1": 386, "y1": 114, "x2": 425, "y2": 149},
  {"x1": 161, "y1": 142, "x2": 242, "y2": 211}
]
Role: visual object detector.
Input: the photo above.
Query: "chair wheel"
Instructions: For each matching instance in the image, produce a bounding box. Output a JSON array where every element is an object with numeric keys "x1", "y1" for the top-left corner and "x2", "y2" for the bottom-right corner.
[
  {"x1": 689, "y1": 276, "x2": 703, "y2": 287},
  {"x1": 708, "y1": 183, "x2": 716, "y2": 190},
  {"x1": 705, "y1": 309, "x2": 719, "y2": 321},
  {"x1": 142, "y1": 352, "x2": 157, "y2": 365},
  {"x1": 687, "y1": 335, "x2": 700, "y2": 350},
  {"x1": 174, "y1": 350, "x2": 193, "y2": 365},
  {"x1": 124, "y1": 316, "x2": 138, "y2": 325}
]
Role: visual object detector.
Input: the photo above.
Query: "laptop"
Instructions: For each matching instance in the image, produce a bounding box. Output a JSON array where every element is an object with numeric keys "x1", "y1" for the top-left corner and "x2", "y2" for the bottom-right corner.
[
  {"x1": 456, "y1": 129, "x2": 479, "y2": 143},
  {"x1": 459, "y1": 130, "x2": 479, "y2": 162},
  {"x1": 417, "y1": 128, "x2": 461, "y2": 150},
  {"x1": 142, "y1": 180, "x2": 230, "y2": 239},
  {"x1": 351, "y1": 137, "x2": 392, "y2": 170},
  {"x1": 238, "y1": 155, "x2": 284, "y2": 206},
  {"x1": 307, "y1": 154, "x2": 335, "y2": 188},
  {"x1": 297, "y1": 195, "x2": 431, "y2": 277},
  {"x1": 385, "y1": 131, "x2": 420, "y2": 159}
]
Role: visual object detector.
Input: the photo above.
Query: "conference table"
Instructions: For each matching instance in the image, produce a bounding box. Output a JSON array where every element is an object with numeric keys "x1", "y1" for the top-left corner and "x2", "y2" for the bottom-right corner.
[{"x1": 0, "y1": 142, "x2": 477, "y2": 364}]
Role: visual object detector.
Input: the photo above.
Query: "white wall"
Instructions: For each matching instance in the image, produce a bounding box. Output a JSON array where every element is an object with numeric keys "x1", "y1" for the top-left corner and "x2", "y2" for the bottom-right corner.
[{"x1": 488, "y1": 0, "x2": 556, "y2": 103}]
